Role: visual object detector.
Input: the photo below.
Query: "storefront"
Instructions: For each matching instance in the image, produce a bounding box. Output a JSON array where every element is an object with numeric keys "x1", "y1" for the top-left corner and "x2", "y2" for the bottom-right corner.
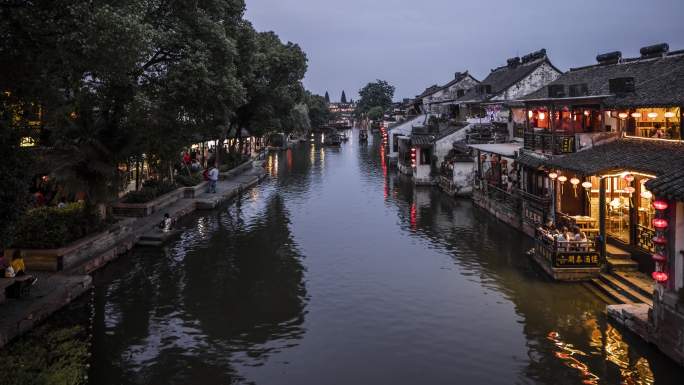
[{"x1": 543, "y1": 137, "x2": 684, "y2": 273}]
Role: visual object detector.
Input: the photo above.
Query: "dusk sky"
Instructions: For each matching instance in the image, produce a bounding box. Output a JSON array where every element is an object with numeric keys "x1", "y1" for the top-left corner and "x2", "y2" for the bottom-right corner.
[{"x1": 246, "y1": 0, "x2": 684, "y2": 102}]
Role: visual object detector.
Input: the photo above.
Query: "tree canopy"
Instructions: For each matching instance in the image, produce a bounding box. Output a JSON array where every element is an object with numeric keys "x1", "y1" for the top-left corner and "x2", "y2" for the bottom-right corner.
[
  {"x1": 0, "y1": 0, "x2": 310, "y2": 246},
  {"x1": 355, "y1": 80, "x2": 395, "y2": 117},
  {"x1": 341, "y1": 90, "x2": 347, "y2": 104}
]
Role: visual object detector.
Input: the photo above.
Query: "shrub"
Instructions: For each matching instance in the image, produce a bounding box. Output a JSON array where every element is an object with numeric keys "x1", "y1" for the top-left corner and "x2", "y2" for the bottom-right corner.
[
  {"x1": 122, "y1": 179, "x2": 178, "y2": 204},
  {"x1": 175, "y1": 173, "x2": 203, "y2": 187},
  {"x1": 12, "y1": 202, "x2": 104, "y2": 249}
]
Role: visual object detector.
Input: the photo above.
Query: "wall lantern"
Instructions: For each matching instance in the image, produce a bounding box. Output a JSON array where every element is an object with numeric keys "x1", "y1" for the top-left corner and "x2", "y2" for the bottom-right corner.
[
  {"x1": 631, "y1": 112, "x2": 642, "y2": 118},
  {"x1": 653, "y1": 218, "x2": 669, "y2": 229},
  {"x1": 653, "y1": 200, "x2": 669, "y2": 210},
  {"x1": 538, "y1": 112, "x2": 546, "y2": 120},
  {"x1": 584, "y1": 110, "x2": 590, "y2": 116},
  {"x1": 618, "y1": 112, "x2": 629, "y2": 119},
  {"x1": 648, "y1": 112, "x2": 659, "y2": 119},
  {"x1": 652, "y1": 271, "x2": 668, "y2": 283}
]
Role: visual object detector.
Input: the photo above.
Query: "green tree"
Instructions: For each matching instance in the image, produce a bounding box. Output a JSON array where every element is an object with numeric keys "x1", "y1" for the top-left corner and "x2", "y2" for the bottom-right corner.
[
  {"x1": 0, "y1": 120, "x2": 33, "y2": 248},
  {"x1": 355, "y1": 80, "x2": 395, "y2": 117},
  {"x1": 235, "y1": 29, "x2": 307, "y2": 136},
  {"x1": 341, "y1": 90, "x2": 347, "y2": 104},
  {"x1": 324, "y1": 91, "x2": 330, "y2": 103},
  {"x1": 367, "y1": 106, "x2": 384, "y2": 121},
  {"x1": 305, "y1": 92, "x2": 331, "y2": 129}
]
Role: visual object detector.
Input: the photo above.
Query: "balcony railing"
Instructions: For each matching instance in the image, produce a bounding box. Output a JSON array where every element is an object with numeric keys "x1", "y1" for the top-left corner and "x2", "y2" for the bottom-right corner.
[
  {"x1": 535, "y1": 228, "x2": 600, "y2": 269},
  {"x1": 517, "y1": 189, "x2": 552, "y2": 226},
  {"x1": 523, "y1": 132, "x2": 576, "y2": 154}
]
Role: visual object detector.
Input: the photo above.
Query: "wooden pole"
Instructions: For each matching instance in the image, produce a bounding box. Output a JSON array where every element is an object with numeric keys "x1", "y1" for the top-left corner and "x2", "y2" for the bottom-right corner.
[{"x1": 599, "y1": 177, "x2": 607, "y2": 262}]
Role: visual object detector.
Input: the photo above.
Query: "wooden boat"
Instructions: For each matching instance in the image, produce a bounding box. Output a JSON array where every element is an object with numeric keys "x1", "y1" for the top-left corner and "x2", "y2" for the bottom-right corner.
[{"x1": 323, "y1": 133, "x2": 342, "y2": 146}]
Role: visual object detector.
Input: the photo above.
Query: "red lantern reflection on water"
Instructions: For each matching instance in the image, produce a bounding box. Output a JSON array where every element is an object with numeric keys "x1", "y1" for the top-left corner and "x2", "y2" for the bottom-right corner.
[{"x1": 410, "y1": 203, "x2": 417, "y2": 230}]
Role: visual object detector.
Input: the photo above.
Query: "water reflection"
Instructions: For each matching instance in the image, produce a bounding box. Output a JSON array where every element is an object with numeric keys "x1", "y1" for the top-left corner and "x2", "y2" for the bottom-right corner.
[
  {"x1": 88, "y1": 191, "x2": 307, "y2": 385},
  {"x1": 77, "y1": 129, "x2": 684, "y2": 385}
]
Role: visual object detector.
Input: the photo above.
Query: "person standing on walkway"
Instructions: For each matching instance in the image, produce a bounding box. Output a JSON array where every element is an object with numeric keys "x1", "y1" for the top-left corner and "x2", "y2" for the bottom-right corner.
[{"x1": 207, "y1": 164, "x2": 219, "y2": 193}]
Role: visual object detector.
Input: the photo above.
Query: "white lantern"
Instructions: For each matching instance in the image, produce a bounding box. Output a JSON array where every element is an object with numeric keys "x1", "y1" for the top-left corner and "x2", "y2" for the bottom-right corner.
[
  {"x1": 582, "y1": 181, "x2": 593, "y2": 190},
  {"x1": 558, "y1": 176, "x2": 568, "y2": 183},
  {"x1": 548, "y1": 172, "x2": 558, "y2": 180},
  {"x1": 618, "y1": 112, "x2": 629, "y2": 119},
  {"x1": 664, "y1": 111, "x2": 676, "y2": 118},
  {"x1": 631, "y1": 112, "x2": 642, "y2": 118},
  {"x1": 648, "y1": 112, "x2": 659, "y2": 119}
]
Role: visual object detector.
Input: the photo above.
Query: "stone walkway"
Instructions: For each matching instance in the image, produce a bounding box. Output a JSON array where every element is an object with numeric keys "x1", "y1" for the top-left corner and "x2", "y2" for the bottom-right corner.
[{"x1": 0, "y1": 163, "x2": 267, "y2": 349}]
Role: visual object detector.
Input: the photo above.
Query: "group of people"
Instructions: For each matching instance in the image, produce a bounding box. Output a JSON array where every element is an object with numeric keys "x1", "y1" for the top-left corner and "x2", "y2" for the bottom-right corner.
[{"x1": 542, "y1": 221, "x2": 590, "y2": 250}]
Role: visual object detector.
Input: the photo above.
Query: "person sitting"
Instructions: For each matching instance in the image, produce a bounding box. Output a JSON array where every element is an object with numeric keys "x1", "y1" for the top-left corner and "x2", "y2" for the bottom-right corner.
[
  {"x1": 5, "y1": 251, "x2": 38, "y2": 297},
  {"x1": 159, "y1": 213, "x2": 174, "y2": 232}
]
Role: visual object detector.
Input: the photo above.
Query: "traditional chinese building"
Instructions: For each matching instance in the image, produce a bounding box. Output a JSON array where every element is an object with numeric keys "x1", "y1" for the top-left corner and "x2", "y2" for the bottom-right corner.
[
  {"x1": 454, "y1": 49, "x2": 562, "y2": 137},
  {"x1": 421, "y1": 71, "x2": 480, "y2": 116},
  {"x1": 515, "y1": 43, "x2": 684, "y2": 281}
]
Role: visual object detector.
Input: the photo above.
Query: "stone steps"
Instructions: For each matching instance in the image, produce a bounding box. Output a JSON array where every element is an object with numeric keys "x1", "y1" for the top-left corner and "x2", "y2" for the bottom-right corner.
[
  {"x1": 607, "y1": 243, "x2": 631, "y2": 259},
  {"x1": 607, "y1": 257, "x2": 639, "y2": 272},
  {"x1": 590, "y1": 278, "x2": 635, "y2": 305},
  {"x1": 598, "y1": 273, "x2": 653, "y2": 306},
  {"x1": 612, "y1": 271, "x2": 654, "y2": 299}
]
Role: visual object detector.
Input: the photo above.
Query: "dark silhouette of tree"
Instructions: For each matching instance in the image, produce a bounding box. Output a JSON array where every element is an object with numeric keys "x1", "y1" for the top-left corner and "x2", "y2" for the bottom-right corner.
[
  {"x1": 341, "y1": 90, "x2": 347, "y2": 104},
  {"x1": 324, "y1": 91, "x2": 330, "y2": 103}
]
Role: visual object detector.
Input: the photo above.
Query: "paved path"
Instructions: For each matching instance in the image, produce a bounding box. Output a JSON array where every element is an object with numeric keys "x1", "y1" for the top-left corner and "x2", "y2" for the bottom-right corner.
[{"x1": 0, "y1": 163, "x2": 267, "y2": 349}]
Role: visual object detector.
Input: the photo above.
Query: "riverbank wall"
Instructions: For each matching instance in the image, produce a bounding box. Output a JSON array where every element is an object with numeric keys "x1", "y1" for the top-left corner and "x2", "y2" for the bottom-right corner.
[{"x1": 0, "y1": 163, "x2": 267, "y2": 349}]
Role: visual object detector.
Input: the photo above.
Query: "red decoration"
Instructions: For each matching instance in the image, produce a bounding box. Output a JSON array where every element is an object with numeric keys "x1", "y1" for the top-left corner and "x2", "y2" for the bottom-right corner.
[
  {"x1": 653, "y1": 218, "x2": 669, "y2": 229},
  {"x1": 653, "y1": 200, "x2": 669, "y2": 211},
  {"x1": 652, "y1": 253, "x2": 668, "y2": 263},
  {"x1": 652, "y1": 271, "x2": 668, "y2": 283},
  {"x1": 653, "y1": 235, "x2": 668, "y2": 245}
]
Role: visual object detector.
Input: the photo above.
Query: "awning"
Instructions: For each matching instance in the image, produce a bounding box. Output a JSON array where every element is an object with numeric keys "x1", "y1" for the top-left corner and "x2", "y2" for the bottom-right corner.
[{"x1": 468, "y1": 142, "x2": 522, "y2": 157}]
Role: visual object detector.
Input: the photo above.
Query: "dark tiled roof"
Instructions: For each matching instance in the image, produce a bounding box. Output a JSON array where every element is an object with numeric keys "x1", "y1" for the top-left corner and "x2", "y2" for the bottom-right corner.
[
  {"x1": 456, "y1": 55, "x2": 557, "y2": 103},
  {"x1": 645, "y1": 168, "x2": 684, "y2": 201},
  {"x1": 417, "y1": 85, "x2": 441, "y2": 99},
  {"x1": 411, "y1": 134, "x2": 435, "y2": 146},
  {"x1": 521, "y1": 52, "x2": 684, "y2": 107},
  {"x1": 544, "y1": 137, "x2": 684, "y2": 176},
  {"x1": 435, "y1": 124, "x2": 466, "y2": 141},
  {"x1": 516, "y1": 151, "x2": 548, "y2": 169},
  {"x1": 440, "y1": 71, "x2": 474, "y2": 91}
]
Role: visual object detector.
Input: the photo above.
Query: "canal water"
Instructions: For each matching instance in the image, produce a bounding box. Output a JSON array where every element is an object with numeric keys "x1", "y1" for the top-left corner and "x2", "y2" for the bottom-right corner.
[{"x1": 83, "y1": 130, "x2": 683, "y2": 385}]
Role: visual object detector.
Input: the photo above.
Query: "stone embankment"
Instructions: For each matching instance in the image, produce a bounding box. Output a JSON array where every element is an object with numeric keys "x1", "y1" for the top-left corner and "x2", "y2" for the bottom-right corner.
[{"x1": 0, "y1": 162, "x2": 267, "y2": 348}]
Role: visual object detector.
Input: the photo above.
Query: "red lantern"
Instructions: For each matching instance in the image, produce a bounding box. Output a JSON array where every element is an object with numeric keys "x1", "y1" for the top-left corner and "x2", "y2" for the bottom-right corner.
[
  {"x1": 653, "y1": 200, "x2": 669, "y2": 211},
  {"x1": 653, "y1": 218, "x2": 669, "y2": 229},
  {"x1": 652, "y1": 253, "x2": 667, "y2": 263},
  {"x1": 653, "y1": 235, "x2": 668, "y2": 245},
  {"x1": 652, "y1": 271, "x2": 668, "y2": 283}
]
